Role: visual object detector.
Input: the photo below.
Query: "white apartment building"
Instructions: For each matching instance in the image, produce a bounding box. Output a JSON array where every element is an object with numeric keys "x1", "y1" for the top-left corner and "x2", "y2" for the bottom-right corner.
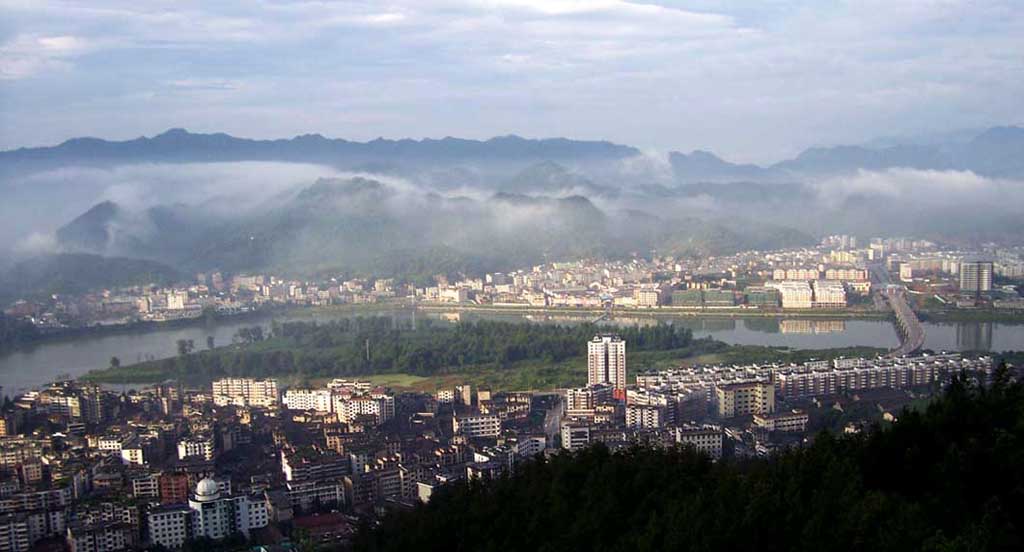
[
  {"x1": 283, "y1": 389, "x2": 333, "y2": 413},
  {"x1": 588, "y1": 335, "x2": 627, "y2": 392},
  {"x1": 331, "y1": 394, "x2": 395, "y2": 425},
  {"x1": 147, "y1": 479, "x2": 268, "y2": 549},
  {"x1": 147, "y1": 505, "x2": 191, "y2": 549},
  {"x1": 824, "y1": 268, "x2": 868, "y2": 281},
  {"x1": 625, "y1": 405, "x2": 665, "y2": 429},
  {"x1": 812, "y1": 280, "x2": 847, "y2": 308},
  {"x1": 515, "y1": 436, "x2": 547, "y2": 458},
  {"x1": 560, "y1": 424, "x2": 592, "y2": 451},
  {"x1": 131, "y1": 473, "x2": 159, "y2": 499},
  {"x1": 66, "y1": 523, "x2": 135, "y2": 552},
  {"x1": 452, "y1": 414, "x2": 501, "y2": 438},
  {"x1": 675, "y1": 426, "x2": 724, "y2": 459},
  {"x1": 212, "y1": 378, "x2": 279, "y2": 407},
  {"x1": 753, "y1": 410, "x2": 809, "y2": 432},
  {"x1": 564, "y1": 384, "x2": 612, "y2": 414},
  {"x1": 960, "y1": 260, "x2": 993, "y2": 292},
  {"x1": 715, "y1": 381, "x2": 776, "y2": 418},
  {"x1": 119, "y1": 441, "x2": 146, "y2": 466},
  {"x1": 765, "y1": 281, "x2": 813, "y2": 309},
  {"x1": 188, "y1": 479, "x2": 267, "y2": 541},
  {"x1": 177, "y1": 435, "x2": 215, "y2": 461},
  {"x1": 166, "y1": 291, "x2": 187, "y2": 311},
  {"x1": 436, "y1": 389, "x2": 455, "y2": 405},
  {"x1": 772, "y1": 268, "x2": 820, "y2": 281}
]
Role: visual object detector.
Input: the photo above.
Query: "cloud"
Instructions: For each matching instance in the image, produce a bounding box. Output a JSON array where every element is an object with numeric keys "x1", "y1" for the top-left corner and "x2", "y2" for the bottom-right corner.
[
  {"x1": 0, "y1": 34, "x2": 93, "y2": 79},
  {"x1": 813, "y1": 168, "x2": 1013, "y2": 207},
  {"x1": 13, "y1": 232, "x2": 59, "y2": 255},
  {"x1": 0, "y1": 1, "x2": 1022, "y2": 161}
]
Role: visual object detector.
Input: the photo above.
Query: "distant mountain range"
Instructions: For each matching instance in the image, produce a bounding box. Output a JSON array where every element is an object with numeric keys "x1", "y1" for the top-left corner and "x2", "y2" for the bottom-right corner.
[
  {"x1": 0, "y1": 128, "x2": 640, "y2": 176},
  {"x1": 4, "y1": 125, "x2": 1022, "y2": 181},
  {"x1": 669, "y1": 126, "x2": 1024, "y2": 182}
]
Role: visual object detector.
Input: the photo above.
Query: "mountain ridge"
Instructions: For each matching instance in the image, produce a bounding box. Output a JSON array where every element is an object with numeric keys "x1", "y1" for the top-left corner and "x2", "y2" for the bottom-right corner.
[
  {"x1": 4, "y1": 126, "x2": 1023, "y2": 180},
  {"x1": 0, "y1": 128, "x2": 642, "y2": 173}
]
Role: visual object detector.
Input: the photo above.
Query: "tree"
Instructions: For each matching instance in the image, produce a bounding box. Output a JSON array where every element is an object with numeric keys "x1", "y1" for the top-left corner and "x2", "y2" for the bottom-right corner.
[
  {"x1": 206, "y1": 336, "x2": 215, "y2": 350},
  {"x1": 176, "y1": 339, "x2": 195, "y2": 356},
  {"x1": 355, "y1": 375, "x2": 1024, "y2": 551},
  {"x1": 109, "y1": 356, "x2": 121, "y2": 369}
]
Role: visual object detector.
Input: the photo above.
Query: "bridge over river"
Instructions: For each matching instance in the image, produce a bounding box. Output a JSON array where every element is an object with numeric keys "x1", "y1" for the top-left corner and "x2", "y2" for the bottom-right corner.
[{"x1": 884, "y1": 286, "x2": 926, "y2": 357}]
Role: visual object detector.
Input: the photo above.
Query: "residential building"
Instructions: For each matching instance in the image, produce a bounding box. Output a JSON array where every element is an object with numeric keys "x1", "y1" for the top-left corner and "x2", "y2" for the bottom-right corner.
[
  {"x1": 452, "y1": 414, "x2": 500, "y2": 438},
  {"x1": 625, "y1": 405, "x2": 665, "y2": 429},
  {"x1": 177, "y1": 435, "x2": 215, "y2": 461},
  {"x1": 283, "y1": 389, "x2": 333, "y2": 413},
  {"x1": 587, "y1": 335, "x2": 627, "y2": 394},
  {"x1": 959, "y1": 260, "x2": 993, "y2": 293},
  {"x1": 812, "y1": 280, "x2": 847, "y2": 308},
  {"x1": 212, "y1": 378, "x2": 279, "y2": 408},
  {"x1": 753, "y1": 410, "x2": 809, "y2": 432},
  {"x1": 715, "y1": 381, "x2": 775, "y2": 418},
  {"x1": 560, "y1": 424, "x2": 591, "y2": 451},
  {"x1": 765, "y1": 281, "x2": 813, "y2": 309},
  {"x1": 564, "y1": 384, "x2": 612, "y2": 415},
  {"x1": 675, "y1": 425, "x2": 724, "y2": 459},
  {"x1": 146, "y1": 504, "x2": 191, "y2": 549},
  {"x1": 188, "y1": 478, "x2": 268, "y2": 540}
]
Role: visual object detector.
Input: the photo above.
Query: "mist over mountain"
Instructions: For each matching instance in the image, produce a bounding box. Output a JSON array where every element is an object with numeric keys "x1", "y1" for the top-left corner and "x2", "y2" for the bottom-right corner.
[
  {"x1": 2, "y1": 125, "x2": 1023, "y2": 293},
  {"x1": 40, "y1": 176, "x2": 813, "y2": 288}
]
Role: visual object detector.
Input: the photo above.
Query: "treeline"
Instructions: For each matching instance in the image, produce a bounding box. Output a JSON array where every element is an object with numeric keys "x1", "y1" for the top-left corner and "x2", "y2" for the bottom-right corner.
[
  {"x1": 0, "y1": 313, "x2": 41, "y2": 351},
  {"x1": 89, "y1": 318, "x2": 692, "y2": 383},
  {"x1": 356, "y1": 370, "x2": 1024, "y2": 551}
]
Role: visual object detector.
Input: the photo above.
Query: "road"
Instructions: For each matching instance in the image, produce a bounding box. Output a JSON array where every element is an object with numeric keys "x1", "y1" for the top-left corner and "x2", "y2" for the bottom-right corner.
[{"x1": 542, "y1": 393, "x2": 563, "y2": 443}]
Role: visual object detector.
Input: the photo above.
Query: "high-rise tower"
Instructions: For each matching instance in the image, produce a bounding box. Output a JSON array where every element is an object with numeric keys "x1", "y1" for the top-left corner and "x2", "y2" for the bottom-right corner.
[{"x1": 587, "y1": 334, "x2": 626, "y2": 394}]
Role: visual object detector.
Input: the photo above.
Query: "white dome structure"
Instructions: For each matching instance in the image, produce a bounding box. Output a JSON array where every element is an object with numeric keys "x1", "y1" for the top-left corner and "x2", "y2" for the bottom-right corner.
[{"x1": 194, "y1": 478, "x2": 220, "y2": 501}]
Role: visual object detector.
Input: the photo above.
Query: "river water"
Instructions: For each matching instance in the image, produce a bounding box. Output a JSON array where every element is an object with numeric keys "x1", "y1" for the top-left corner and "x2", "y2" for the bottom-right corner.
[{"x1": 1, "y1": 308, "x2": 1022, "y2": 394}]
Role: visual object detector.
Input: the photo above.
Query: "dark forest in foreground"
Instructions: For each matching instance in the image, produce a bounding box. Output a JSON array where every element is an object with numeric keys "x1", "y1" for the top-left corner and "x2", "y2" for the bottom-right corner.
[{"x1": 356, "y1": 370, "x2": 1023, "y2": 552}]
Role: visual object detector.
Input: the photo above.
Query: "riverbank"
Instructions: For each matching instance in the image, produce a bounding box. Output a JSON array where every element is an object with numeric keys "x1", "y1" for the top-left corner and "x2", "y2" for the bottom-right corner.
[
  {"x1": 415, "y1": 303, "x2": 894, "y2": 320},
  {"x1": 0, "y1": 301, "x2": 413, "y2": 355},
  {"x1": 918, "y1": 310, "x2": 1024, "y2": 324}
]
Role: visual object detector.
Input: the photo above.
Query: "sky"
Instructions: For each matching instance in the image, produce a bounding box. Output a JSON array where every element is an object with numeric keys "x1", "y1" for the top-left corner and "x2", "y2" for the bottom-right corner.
[{"x1": 0, "y1": 0, "x2": 1022, "y2": 163}]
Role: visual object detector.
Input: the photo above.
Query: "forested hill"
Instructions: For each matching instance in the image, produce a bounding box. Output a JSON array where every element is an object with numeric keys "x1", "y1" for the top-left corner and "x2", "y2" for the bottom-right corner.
[{"x1": 355, "y1": 371, "x2": 1024, "y2": 552}]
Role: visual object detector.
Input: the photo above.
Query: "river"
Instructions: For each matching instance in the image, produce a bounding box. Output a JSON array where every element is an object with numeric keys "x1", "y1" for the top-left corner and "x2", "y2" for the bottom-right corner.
[{"x1": 1, "y1": 308, "x2": 1022, "y2": 394}]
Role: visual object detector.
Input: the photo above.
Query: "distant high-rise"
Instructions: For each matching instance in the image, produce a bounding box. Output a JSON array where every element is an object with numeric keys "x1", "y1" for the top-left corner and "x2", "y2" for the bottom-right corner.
[
  {"x1": 959, "y1": 260, "x2": 993, "y2": 293},
  {"x1": 587, "y1": 335, "x2": 626, "y2": 393}
]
